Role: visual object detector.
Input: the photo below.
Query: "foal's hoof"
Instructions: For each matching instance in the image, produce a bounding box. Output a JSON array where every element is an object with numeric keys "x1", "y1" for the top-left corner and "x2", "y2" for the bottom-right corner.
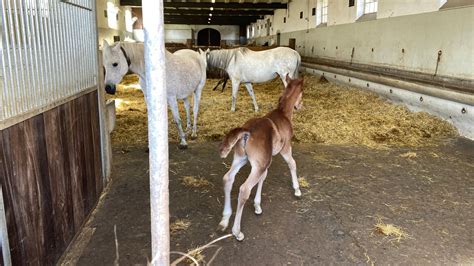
[
  {"x1": 254, "y1": 204, "x2": 262, "y2": 215},
  {"x1": 178, "y1": 144, "x2": 188, "y2": 150},
  {"x1": 233, "y1": 231, "x2": 245, "y2": 241},
  {"x1": 294, "y1": 188, "x2": 302, "y2": 198}
]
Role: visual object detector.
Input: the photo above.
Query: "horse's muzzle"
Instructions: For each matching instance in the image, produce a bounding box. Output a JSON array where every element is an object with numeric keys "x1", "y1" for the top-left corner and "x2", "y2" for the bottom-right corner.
[{"x1": 105, "y1": 84, "x2": 116, "y2": 95}]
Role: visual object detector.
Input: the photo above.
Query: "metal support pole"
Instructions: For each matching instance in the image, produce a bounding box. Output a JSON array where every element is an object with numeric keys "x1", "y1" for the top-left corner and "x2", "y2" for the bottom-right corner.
[{"x1": 142, "y1": 0, "x2": 169, "y2": 265}]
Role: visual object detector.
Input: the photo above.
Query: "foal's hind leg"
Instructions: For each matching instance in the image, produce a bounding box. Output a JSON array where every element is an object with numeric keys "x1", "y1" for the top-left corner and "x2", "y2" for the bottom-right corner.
[
  {"x1": 232, "y1": 166, "x2": 265, "y2": 241},
  {"x1": 244, "y1": 83, "x2": 259, "y2": 112},
  {"x1": 253, "y1": 169, "x2": 268, "y2": 215},
  {"x1": 168, "y1": 96, "x2": 188, "y2": 149},
  {"x1": 219, "y1": 151, "x2": 247, "y2": 231},
  {"x1": 280, "y1": 144, "x2": 301, "y2": 197},
  {"x1": 183, "y1": 97, "x2": 191, "y2": 133}
]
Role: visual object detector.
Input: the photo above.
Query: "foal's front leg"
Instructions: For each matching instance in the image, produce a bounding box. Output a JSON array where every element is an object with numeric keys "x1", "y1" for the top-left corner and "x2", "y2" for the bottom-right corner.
[
  {"x1": 280, "y1": 144, "x2": 301, "y2": 197},
  {"x1": 168, "y1": 96, "x2": 188, "y2": 149}
]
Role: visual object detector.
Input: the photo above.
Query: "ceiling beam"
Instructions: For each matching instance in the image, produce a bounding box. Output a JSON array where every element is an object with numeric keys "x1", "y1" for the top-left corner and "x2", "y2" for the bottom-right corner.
[
  {"x1": 164, "y1": 17, "x2": 258, "y2": 26},
  {"x1": 121, "y1": 0, "x2": 287, "y2": 9},
  {"x1": 163, "y1": 9, "x2": 274, "y2": 16}
]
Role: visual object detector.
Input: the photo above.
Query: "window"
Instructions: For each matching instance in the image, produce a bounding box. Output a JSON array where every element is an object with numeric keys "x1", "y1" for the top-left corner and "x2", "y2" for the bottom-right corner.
[
  {"x1": 349, "y1": 0, "x2": 355, "y2": 7},
  {"x1": 316, "y1": 0, "x2": 328, "y2": 25},
  {"x1": 364, "y1": 0, "x2": 378, "y2": 14},
  {"x1": 312, "y1": 7, "x2": 316, "y2": 16},
  {"x1": 300, "y1": 11, "x2": 303, "y2": 19},
  {"x1": 283, "y1": 17, "x2": 286, "y2": 23}
]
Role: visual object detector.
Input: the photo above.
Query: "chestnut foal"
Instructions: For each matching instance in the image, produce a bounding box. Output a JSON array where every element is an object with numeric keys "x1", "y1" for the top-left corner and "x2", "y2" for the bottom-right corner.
[{"x1": 218, "y1": 75, "x2": 304, "y2": 241}]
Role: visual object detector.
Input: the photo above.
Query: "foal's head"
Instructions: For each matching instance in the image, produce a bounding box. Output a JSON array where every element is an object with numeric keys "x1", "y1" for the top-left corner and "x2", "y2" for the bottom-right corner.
[
  {"x1": 102, "y1": 40, "x2": 130, "y2": 95},
  {"x1": 279, "y1": 75, "x2": 304, "y2": 112}
]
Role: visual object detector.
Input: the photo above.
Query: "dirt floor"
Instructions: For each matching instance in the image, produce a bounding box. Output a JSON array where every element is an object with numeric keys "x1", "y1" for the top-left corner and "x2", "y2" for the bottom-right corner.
[{"x1": 63, "y1": 137, "x2": 474, "y2": 265}]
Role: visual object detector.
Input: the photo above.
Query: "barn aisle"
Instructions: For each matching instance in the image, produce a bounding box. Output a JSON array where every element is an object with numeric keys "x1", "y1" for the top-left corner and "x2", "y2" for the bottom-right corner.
[{"x1": 61, "y1": 139, "x2": 474, "y2": 265}]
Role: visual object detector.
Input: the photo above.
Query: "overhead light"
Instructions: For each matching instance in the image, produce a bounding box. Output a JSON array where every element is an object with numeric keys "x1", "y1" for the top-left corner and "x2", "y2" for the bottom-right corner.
[
  {"x1": 210, "y1": 7, "x2": 214, "y2": 11},
  {"x1": 211, "y1": 0, "x2": 215, "y2": 3},
  {"x1": 209, "y1": 13, "x2": 212, "y2": 16},
  {"x1": 208, "y1": 21, "x2": 210, "y2": 23}
]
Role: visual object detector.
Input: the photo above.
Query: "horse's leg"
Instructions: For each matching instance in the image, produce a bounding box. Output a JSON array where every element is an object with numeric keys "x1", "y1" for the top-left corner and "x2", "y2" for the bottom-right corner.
[
  {"x1": 183, "y1": 97, "x2": 191, "y2": 133},
  {"x1": 219, "y1": 151, "x2": 247, "y2": 231},
  {"x1": 232, "y1": 165, "x2": 265, "y2": 241},
  {"x1": 221, "y1": 77, "x2": 229, "y2": 92},
  {"x1": 279, "y1": 73, "x2": 289, "y2": 88},
  {"x1": 231, "y1": 79, "x2": 241, "y2": 112},
  {"x1": 191, "y1": 85, "x2": 204, "y2": 140},
  {"x1": 253, "y1": 169, "x2": 268, "y2": 215},
  {"x1": 280, "y1": 143, "x2": 301, "y2": 197},
  {"x1": 244, "y1": 83, "x2": 259, "y2": 112},
  {"x1": 167, "y1": 96, "x2": 188, "y2": 149}
]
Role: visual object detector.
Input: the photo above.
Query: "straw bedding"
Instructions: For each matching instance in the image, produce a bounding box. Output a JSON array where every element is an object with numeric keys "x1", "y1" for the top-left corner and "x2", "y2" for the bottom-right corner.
[{"x1": 108, "y1": 74, "x2": 457, "y2": 148}]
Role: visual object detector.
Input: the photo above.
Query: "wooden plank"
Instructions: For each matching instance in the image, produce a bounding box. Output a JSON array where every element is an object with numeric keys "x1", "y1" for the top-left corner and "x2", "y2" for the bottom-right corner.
[
  {"x1": 0, "y1": 91, "x2": 104, "y2": 265},
  {"x1": 43, "y1": 107, "x2": 75, "y2": 255},
  {"x1": 89, "y1": 91, "x2": 104, "y2": 196},
  {"x1": 80, "y1": 94, "x2": 97, "y2": 214}
]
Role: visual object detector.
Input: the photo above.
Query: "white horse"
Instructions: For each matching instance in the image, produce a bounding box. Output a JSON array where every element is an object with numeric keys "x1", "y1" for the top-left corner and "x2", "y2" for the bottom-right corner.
[
  {"x1": 102, "y1": 40, "x2": 208, "y2": 149},
  {"x1": 207, "y1": 47, "x2": 301, "y2": 112}
]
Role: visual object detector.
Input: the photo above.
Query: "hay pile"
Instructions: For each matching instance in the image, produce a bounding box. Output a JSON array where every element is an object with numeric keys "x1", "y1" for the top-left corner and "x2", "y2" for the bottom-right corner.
[{"x1": 108, "y1": 74, "x2": 457, "y2": 148}]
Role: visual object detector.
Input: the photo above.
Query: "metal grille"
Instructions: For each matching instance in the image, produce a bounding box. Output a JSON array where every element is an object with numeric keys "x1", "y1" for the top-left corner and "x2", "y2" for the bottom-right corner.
[{"x1": 0, "y1": 0, "x2": 97, "y2": 125}]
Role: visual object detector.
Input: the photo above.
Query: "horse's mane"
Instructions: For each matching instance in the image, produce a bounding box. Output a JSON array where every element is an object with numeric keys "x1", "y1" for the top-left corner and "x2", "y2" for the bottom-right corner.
[{"x1": 208, "y1": 47, "x2": 251, "y2": 70}]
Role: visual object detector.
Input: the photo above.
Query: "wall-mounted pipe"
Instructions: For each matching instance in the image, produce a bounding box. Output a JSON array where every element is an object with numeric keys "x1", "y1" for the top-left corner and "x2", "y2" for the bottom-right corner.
[{"x1": 301, "y1": 62, "x2": 474, "y2": 106}]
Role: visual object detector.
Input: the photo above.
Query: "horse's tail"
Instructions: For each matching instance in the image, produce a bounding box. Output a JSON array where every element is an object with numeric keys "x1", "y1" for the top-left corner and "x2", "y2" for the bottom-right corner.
[
  {"x1": 293, "y1": 52, "x2": 301, "y2": 78},
  {"x1": 219, "y1": 128, "x2": 250, "y2": 158}
]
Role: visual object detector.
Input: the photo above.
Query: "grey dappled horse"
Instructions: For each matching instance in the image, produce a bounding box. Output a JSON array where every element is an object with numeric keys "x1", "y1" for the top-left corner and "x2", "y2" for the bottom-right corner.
[
  {"x1": 207, "y1": 47, "x2": 301, "y2": 112},
  {"x1": 102, "y1": 40, "x2": 208, "y2": 148}
]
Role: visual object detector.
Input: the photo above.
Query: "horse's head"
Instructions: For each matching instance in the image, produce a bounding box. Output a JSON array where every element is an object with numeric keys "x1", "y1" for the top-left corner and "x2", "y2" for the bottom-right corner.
[{"x1": 102, "y1": 40, "x2": 130, "y2": 95}]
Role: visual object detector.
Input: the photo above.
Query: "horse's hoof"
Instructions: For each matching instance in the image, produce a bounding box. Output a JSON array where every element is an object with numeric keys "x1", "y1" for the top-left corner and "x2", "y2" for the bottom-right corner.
[
  {"x1": 178, "y1": 144, "x2": 188, "y2": 150},
  {"x1": 233, "y1": 231, "x2": 245, "y2": 241},
  {"x1": 254, "y1": 205, "x2": 262, "y2": 215},
  {"x1": 190, "y1": 134, "x2": 197, "y2": 140},
  {"x1": 294, "y1": 188, "x2": 302, "y2": 198},
  {"x1": 218, "y1": 219, "x2": 229, "y2": 231}
]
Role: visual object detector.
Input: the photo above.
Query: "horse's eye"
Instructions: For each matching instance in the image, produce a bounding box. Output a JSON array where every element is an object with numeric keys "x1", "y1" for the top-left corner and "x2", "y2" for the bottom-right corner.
[{"x1": 112, "y1": 63, "x2": 118, "y2": 67}]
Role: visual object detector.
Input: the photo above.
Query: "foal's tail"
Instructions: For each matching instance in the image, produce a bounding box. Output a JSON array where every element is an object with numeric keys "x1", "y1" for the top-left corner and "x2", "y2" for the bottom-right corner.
[{"x1": 219, "y1": 128, "x2": 250, "y2": 158}]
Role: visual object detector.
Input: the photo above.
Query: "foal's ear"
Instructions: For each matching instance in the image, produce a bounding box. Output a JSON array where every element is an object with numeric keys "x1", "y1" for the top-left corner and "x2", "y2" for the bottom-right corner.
[{"x1": 285, "y1": 73, "x2": 292, "y2": 85}]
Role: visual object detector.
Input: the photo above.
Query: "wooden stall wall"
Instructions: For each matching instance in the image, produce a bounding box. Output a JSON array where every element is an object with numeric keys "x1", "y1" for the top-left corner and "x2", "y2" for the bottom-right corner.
[{"x1": 0, "y1": 90, "x2": 103, "y2": 265}]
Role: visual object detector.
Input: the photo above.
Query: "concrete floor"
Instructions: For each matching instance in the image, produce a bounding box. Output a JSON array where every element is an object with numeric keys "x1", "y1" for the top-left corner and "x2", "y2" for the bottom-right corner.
[{"x1": 63, "y1": 138, "x2": 474, "y2": 265}]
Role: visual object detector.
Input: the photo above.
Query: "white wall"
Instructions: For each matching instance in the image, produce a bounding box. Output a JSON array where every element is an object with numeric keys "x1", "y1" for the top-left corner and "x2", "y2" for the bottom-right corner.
[
  {"x1": 328, "y1": 0, "x2": 359, "y2": 26},
  {"x1": 377, "y1": 0, "x2": 445, "y2": 19},
  {"x1": 96, "y1": 0, "x2": 134, "y2": 46},
  {"x1": 250, "y1": 6, "x2": 474, "y2": 80},
  {"x1": 156, "y1": 24, "x2": 240, "y2": 44}
]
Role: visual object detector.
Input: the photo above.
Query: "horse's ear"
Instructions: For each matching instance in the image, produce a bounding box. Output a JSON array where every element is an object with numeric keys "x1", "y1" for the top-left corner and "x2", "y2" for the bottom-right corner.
[
  {"x1": 198, "y1": 48, "x2": 204, "y2": 54},
  {"x1": 112, "y1": 42, "x2": 121, "y2": 52},
  {"x1": 102, "y1": 40, "x2": 110, "y2": 50}
]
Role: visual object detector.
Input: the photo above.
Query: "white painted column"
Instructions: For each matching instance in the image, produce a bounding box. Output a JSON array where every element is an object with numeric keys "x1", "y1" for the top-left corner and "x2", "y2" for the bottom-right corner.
[{"x1": 142, "y1": 0, "x2": 169, "y2": 265}]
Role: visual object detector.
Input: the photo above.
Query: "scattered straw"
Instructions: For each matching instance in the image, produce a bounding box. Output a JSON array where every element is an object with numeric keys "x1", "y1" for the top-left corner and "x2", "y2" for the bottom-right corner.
[
  {"x1": 109, "y1": 73, "x2": 457, "y2": 148},
  {"x1": 400, "y1": 152, "x2": 417, "y2": 158},
  {"x1": 181, "y1": 176, "x2": 212, "y2": 188},
  {"x1": 170, "y1": 219, "x2": 191, "y2": 235},
  {"x1": 171, "y1": 234, "x2": 232, "y2": 266},
  {"x1": 374, "y1": 217, "x2": 408, "y2": 242},
  {"x1": 298, "y1": 177, "x2": 310, "y2": 188}
]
